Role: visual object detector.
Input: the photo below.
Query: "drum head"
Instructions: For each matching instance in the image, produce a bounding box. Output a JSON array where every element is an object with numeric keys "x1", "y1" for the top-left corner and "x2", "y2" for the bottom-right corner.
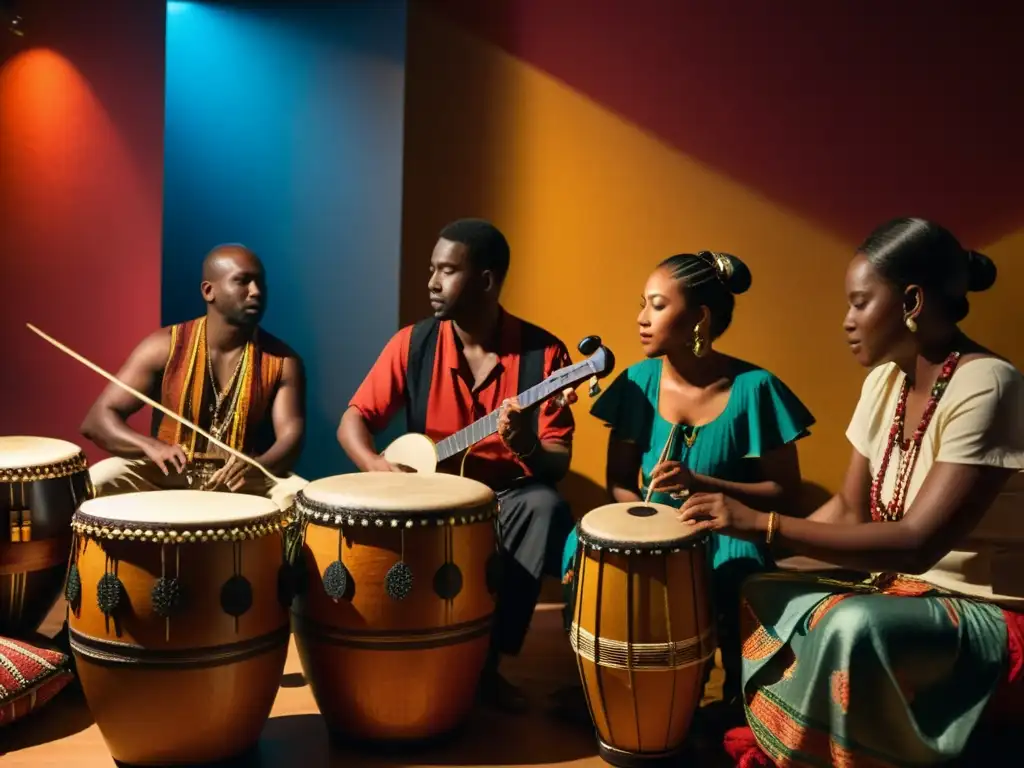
[
  {"x1": 578, "y1": 501, "x2": 706, "y2": 552},
  {"x1": 75, "y1": 490, "x2": 282, "y2": 539},
  {"x1": 0, "y1": 435, "x2": 85, "y2": 471},
  {"x1": 296, "y1": 472, "x2": 497, "y2": 528}
]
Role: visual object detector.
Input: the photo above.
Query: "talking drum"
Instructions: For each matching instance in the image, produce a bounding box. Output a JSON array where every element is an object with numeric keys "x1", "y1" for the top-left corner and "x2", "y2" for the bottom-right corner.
[
  {"x1": 569, "y1": 501, "x2": 715, "y2": 768},
  {"x1": 291, "y1": 472, "x2": 499, "y2": 743},
  {"x1": 66, "y1": 490, "x2": 291, "y2": 766},
  {"x1": 0, "y1": 435, "x2": 91, "y2": 637}
]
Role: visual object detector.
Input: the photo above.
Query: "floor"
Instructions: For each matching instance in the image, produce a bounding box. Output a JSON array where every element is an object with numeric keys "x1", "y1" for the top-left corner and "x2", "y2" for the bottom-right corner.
[{"x1": 0, "y1": 602, "x2": 729, "y2": 768}]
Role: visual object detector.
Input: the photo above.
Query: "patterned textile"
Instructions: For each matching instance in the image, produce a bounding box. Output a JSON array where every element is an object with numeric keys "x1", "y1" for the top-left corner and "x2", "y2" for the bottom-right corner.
[
  {"x1": 0, "y1": 635, "x2": 73, "y2": 726},
  {"x1": 740, "y1": 571, "x2": 1012, "y2": 767},
  {"x1": 154, "y1": 316, "x2": 286, "y2": 457}
]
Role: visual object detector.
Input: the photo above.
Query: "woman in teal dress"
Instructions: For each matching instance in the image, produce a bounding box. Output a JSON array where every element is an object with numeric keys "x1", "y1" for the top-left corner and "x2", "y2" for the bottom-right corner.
[{"x1": 561, "y1": 250, "x2": 815, "y2": 702}]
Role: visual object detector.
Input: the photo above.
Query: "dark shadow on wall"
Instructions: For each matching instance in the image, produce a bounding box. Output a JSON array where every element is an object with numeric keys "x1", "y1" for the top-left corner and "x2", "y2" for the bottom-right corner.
[
  {"x1": 558, "y1": 469, "x2": 607, "y2": 521},
  {"x1": 399, "y1": 2, "x2": 518, "y2": 326},
  {"x1": 424, "y1": 0, "x2": 1024, "y2": 247}
]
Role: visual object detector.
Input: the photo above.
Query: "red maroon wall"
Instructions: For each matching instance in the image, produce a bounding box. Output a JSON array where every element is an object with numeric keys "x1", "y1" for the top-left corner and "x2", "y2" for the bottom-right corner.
[{"x1": 0, "y1": 0, "x2": 165, "y2": 461}]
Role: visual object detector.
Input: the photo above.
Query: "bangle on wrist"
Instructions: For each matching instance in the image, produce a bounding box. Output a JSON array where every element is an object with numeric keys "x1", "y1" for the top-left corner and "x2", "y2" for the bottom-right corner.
[
  {"x1": 513, "y1": 435, "x2": 539, "y2": 461},
  {"x1": 766, "y1": 511, "x2": 780, "y2": 544}
]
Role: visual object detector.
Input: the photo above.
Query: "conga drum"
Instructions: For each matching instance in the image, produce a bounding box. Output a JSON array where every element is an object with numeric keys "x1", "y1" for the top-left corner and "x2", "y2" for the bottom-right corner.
[
  {"x1": 67, "y1": 490, "x2": 291, "y2": 765},
  {"x1": 569, "y1": 501, "x2": 715, "y2": 767},
  {"x1": 0, "y1": 435, "x2": 91, "y2": 637},
  {"x1": 291, "y1": 472, "x2": 499, "y2": 744}
]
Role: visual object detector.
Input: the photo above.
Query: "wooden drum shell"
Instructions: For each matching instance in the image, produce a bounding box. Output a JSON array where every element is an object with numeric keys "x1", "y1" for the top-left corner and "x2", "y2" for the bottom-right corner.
[
  {"x1": 67, "y1": 510, "x2": 290, "y2": 766},
  {"x1": 293, "y1": 506, "x2": 497, "y2": 743},
  {"x1": 570, "y1": 539, "x2": 715, "y2": 766},
  {"x1": 0, "y1": 447, "x2": 90, "y2": 638}
]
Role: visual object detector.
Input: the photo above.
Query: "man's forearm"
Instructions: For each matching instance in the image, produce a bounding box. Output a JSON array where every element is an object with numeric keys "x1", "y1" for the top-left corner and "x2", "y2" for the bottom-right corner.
[
  {"x1": 253, "y1": 429, "x2": 303, "y2": 476},
  {"x1": 337, "y1": 408, "x2": 382, "y2": 471},
  {"x1": 517, "y1": 436, "x2": 570, "y2": 484},
  {"x1": 81, "y1": 409, "x2": 154, "y2": 458}
]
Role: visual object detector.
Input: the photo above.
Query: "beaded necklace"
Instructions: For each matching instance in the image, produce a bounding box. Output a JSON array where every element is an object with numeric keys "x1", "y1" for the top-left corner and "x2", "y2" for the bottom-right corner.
[{"x1": 869, "y1": 351, "x2": 961, "y2": 522}]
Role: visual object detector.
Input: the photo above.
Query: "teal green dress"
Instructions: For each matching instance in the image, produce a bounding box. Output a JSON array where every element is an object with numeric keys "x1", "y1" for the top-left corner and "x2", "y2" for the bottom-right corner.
[{"x1": 561, "y1": 358, "x2": 815, "y2": 696}]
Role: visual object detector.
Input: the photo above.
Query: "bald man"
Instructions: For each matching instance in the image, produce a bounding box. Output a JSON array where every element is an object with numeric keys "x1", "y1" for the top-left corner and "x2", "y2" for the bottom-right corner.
[{"x1": 81, "y1": 245, "x2": 307, "y2": 509}]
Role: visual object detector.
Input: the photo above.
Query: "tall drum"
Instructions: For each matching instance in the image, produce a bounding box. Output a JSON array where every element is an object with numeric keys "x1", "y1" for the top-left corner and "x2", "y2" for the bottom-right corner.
[
  {"x1": 291, "y1": 472, "x2": 499, "y2": 744},
  {"x1": 569, "y1": 501, "x2": 715, "y2": 767},
  {"x1": 67, "y1": 490, "x2": 291, "y2": 766},
  {"x1": 0, "y1": 435, "x2": 91, "y2": 637}
]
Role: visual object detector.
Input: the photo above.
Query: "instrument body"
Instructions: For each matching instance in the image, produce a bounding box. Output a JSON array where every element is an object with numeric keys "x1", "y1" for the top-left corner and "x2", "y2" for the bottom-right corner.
[
  {"x1": 67, "y1": 490, "x2": 291, "y2": 765},
  {"x1": 382, "y1": 337, "x2": 615, "y2": 474},
  {"x1": 291, "y1": 472, "x2": 499, "y2": 743},
  {"x1": 0, "y1": 436, "x2": 90, "y2": 637},
  {"x1": 569, "y1": 502, "x2": 715, "y2": 767}
]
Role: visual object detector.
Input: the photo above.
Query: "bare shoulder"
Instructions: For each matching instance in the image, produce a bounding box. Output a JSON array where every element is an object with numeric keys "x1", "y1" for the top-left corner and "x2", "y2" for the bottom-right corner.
[
  {"x1": 131, "y1": 327, "x2": 173, "y2": 368},
  {"x1": 258, "y1": 329, "x2": 304, "y2": 378}
]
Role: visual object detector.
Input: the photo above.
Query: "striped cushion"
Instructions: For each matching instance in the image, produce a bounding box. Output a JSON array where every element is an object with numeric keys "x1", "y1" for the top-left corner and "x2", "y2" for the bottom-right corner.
[{"x1": 0, "y1": 636, "x2": 73, "y2": 726}]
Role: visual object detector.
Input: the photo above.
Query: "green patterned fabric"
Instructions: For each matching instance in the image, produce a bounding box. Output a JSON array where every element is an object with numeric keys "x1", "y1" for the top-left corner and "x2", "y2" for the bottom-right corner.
[
  {"x1": 560, "y1": 359, "x2": 814, "y2": 690},
  {"x1": 740, "y1": 571, "x2": 1009, "y2": 767}
]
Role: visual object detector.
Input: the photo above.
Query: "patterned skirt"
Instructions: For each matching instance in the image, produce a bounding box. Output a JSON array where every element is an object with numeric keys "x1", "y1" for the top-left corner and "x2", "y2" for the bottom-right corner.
[{"x1": 740, "y1": 571, "x2": 1012, "y2": 767}]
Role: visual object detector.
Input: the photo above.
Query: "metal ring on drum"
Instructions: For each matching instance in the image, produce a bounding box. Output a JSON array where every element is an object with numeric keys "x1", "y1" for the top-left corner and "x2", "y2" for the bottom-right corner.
[
  {"x1": 569, "y1": 501, "x2": 716, "y2": 767},
  {"x1": 290, "y1": 471, "x2": 501, "y2": 745}
]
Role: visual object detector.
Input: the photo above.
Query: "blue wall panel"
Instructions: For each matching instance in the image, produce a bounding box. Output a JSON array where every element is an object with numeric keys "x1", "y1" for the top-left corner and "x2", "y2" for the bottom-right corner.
[{"x1": 163, "y1": 1, "x2": 407, "y2": 480}]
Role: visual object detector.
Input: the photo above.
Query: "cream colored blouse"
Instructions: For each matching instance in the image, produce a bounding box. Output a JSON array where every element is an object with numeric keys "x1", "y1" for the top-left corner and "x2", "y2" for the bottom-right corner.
[{"x1": 846, "y1": 357, "x2": 1024, "y2": 608}]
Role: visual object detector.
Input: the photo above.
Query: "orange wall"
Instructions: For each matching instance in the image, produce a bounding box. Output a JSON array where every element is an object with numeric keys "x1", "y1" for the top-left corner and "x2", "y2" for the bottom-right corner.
[{"x1": 400, "y1": 2, "x2": 1024, "y2": 510}]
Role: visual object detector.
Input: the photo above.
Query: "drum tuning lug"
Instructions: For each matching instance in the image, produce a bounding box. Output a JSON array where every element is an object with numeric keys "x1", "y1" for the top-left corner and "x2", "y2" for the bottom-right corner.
[{"x1": 588, "y1": 376, "x2": 601, "y2": 397}]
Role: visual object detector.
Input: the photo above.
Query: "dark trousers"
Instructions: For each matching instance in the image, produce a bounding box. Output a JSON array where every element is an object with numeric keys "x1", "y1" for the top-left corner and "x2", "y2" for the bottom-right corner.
[{"x1": 491, "y1": 480, "x2": 574, "y2": 657}]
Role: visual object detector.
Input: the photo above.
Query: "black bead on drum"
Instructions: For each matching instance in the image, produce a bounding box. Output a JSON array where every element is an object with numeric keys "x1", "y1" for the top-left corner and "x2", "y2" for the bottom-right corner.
[
  {"x1": 322, "y1": 560, "x2": 350, "y2": 601},
  {"x1": 220, "y1": 575, "x2": 253, "y2": 618},
  {"x1": 151, "y1": 577, "x2": 184, "y2": 618},
  {"x1": 433, "y1": 562, "x2": 463, "y2": 600},
  {"x1": 65, "y1": 563, "x2": 82, "y2": 608},
  {"x1": 385, "y1": 561, "x2": 413, "y2": 601},
  {"x1": 485, "y1": 551, "x2": 503, "y2": 595},
  {"x1": 96, "y1": 573, "x2": 124, "y2": 616}
]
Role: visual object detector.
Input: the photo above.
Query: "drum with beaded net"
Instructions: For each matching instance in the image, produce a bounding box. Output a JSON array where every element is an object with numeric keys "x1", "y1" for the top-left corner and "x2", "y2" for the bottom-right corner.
[
  {"x1": 66, "y1": 490, "x2": 292, "y2": 766},
  {"x1": 0, "y1": 436, "x2": 91, "y2": 637},
  {"x1": 291, "y1": 472, "x2": 500, "y2": 744},
  {"x1": 568, "y1": 501, "x2": 715, "y2": 768}
]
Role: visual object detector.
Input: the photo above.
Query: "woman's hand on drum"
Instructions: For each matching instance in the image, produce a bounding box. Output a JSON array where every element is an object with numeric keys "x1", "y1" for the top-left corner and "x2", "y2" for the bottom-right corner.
[
  {"x1": 142, "y1": 439, "x2": 187, "y2": 476},
  {"x1": 676, "y1": 492, "x2": 760, "y2": 539},
  {"x1": 648, "y1": 461, "x2": 695, "y2": 500}
]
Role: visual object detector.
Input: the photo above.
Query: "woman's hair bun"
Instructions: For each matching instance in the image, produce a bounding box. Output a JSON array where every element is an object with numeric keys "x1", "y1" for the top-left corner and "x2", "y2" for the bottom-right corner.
[
  {"x1": 966, "y1": 250, "x2": 996, "y2": 292},
  {"x1": 712, "y1": 252, "x2": 752, "y2": 295}
]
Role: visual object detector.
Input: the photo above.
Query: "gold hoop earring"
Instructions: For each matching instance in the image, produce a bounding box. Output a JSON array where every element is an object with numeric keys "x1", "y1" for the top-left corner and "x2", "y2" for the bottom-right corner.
[
  {"x1": 692, "y1": 325, "x2": 708, "y2": 358},
  {"x1": 905, "y1": 317, "x2": 917, "y2": 333}
]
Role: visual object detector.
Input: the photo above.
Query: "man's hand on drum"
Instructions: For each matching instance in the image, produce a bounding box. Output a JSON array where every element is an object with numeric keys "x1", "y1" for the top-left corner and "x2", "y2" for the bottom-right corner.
[
  {"x1": 648, "y1": 461, "x2": 696, "y2": 501},
  {"x1": 204, "y1": 456, "x2": 251, "y2": 492},
  {"x1": 142, "y1": 439, "x2": 187, "y2": 476},
  {"x1": 676, "y1": 492, "x2": 759, "y2": 539},
  {"x1": 366, "y1": 455, "x2": 414, "y2": 473}
]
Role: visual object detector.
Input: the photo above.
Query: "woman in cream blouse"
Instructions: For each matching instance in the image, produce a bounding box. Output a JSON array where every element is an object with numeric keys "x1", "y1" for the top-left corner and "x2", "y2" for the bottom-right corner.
[{"x1": 677, "y1": 217, "x2": 1024, "y2": 766}]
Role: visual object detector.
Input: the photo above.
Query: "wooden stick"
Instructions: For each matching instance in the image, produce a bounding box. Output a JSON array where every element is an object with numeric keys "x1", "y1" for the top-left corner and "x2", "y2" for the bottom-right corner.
[
  {"x1": 644, "y1": 423, "x2": 678, "y2": 504},
  {"x1": 26, "y1": 323, "x2": 282, "y2": 484}
]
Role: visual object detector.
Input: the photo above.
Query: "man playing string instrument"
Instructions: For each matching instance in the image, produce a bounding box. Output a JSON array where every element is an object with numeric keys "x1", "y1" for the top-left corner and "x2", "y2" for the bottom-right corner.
[
  {"x1": 81, "y1": 245, "x2": 306, "y2": 510},
  {"x1": 338, "y1": 219, "x2": 577, "y2": 712}
]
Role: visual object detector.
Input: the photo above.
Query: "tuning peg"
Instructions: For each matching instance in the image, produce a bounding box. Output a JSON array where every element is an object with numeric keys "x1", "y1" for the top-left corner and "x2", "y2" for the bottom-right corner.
[
  {"x1": 588, "y1": 375, "x2": 601, "y2": 397},
  {"x1": 578, "y1": 336, "x2": 601, "y2": 356}
]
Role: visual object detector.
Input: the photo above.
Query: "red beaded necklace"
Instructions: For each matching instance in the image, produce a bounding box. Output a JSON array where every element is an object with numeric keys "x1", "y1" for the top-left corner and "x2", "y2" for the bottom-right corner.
[{"x1": 869, "y1": 350, "x2": 962, "y2": 522}]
